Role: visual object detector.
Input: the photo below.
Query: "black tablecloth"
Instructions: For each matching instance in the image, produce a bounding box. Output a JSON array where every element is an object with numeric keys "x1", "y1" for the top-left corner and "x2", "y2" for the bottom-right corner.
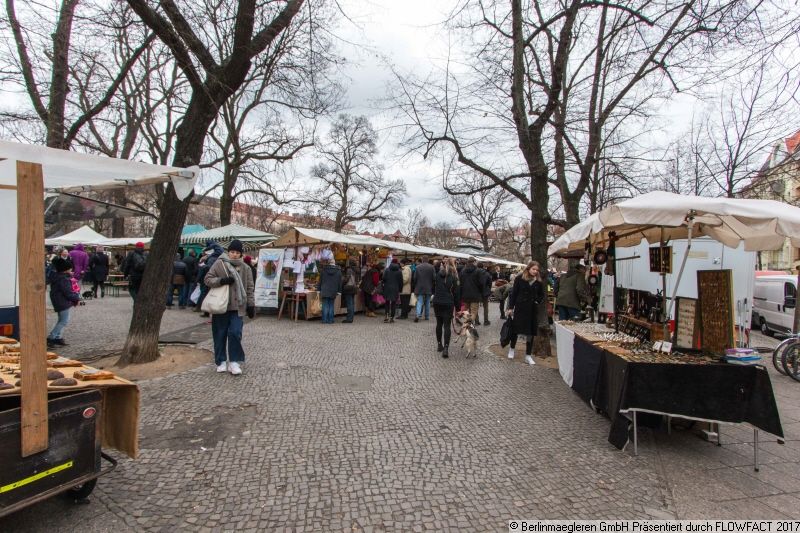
[{"x1": 569, "y1": 336, "x2": 784, "y2": 449}]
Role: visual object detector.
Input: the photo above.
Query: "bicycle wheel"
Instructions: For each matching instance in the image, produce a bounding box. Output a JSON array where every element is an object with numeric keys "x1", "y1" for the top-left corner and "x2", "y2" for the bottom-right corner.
[
  {"x1": 773, "y1": 338, "x2": 795, "y2": 374},
  {"x1": 782, "y1": 342, "x2": 800, "y2": 381}
]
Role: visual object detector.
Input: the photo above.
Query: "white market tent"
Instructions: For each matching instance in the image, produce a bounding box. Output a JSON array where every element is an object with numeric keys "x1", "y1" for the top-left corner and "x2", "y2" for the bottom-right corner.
[
  {"x1": 0, "y1": 140, "x2": 197, "y2": 456},
  {"x1": 269, "y1": 227, "x2": 474, "y2": 260},
  {"x1": 45, "y1": 225, "x2": 107, "y2": 246},
  {"x1": 180, "y1": 223, "x2": 276, "y2": 248},
  {"x1": 547, "y1": 191, "x2": 800, "y2": 327},
  {"x1": 45, "y1": 225, "x2": 153, "y2": 248},
  {"x1": 548, "y1": 191, "x2": 800, "y2": 256}
]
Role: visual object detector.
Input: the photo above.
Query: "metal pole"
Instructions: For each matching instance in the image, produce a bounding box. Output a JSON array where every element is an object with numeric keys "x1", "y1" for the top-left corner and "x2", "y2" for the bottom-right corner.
[
  {"x1": 661, "y1": 228, "x2": 669, "y2": 340},
  {"x1": 793, "y1": 266, "x2": 800, "y2": 334},
  {"x1": 633, "y1": 410, "x2": 638, "y2": 456},
  {"x1": 754, "y1": 428, "x2": 759, "y2": 472},
  {"x1": 666, "y1": 215, "x2": 695, "y2": 322}
]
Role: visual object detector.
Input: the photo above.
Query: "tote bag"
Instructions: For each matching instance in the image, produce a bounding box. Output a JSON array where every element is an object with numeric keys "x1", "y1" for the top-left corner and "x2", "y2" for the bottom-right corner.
[{"x1": 201, "y1": 264, "x2": 231, "y2": 314}]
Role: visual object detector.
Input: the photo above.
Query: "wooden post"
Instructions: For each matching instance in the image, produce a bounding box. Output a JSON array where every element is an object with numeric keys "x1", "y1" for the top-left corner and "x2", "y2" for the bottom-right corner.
[{"x1": 17, "y1": 161, "x2": 48, "y2": 456}]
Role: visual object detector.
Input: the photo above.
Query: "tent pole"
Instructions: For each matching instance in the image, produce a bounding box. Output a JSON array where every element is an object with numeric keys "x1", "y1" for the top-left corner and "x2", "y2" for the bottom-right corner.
[
  {"x1": 610, "y1": 233, "x2": 619, "y2": 333},
  {"x1": 665, "y1": 215, "x2": 695, "y2": 329},
  {"x1": 661, "y1": 228, "x2": 668, "y2": 340}
]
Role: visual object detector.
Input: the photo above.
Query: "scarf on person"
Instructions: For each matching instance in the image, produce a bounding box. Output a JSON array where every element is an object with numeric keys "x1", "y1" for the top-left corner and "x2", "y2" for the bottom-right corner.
[{"x1": 220, "y1": 253, "x2": 247, "y2": 307}]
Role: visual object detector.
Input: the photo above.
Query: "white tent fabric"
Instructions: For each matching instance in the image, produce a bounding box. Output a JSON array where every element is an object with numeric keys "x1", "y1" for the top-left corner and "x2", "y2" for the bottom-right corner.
[
  {"x1": 548, "y1": 192, "x2": 800, "y2": 256},
  {"x1": 45, "y1": 225, "x2": 107, "y2": 246},
  {"x1": 2, "y1": 141, "x2": 197, "y2": 308},
  {"x1": 0, "y1": 141, "x2": 197, "y2": 199},
  {"x1": 98, "y1": 237, "x2": 152, "y2": 247},
  {"x1": 181, "y1": 223, "x2": 276, "y2": 245}
]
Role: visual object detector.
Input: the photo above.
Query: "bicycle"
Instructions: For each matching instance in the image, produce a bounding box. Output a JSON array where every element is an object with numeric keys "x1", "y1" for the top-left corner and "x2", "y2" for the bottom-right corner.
[{"x1": 772, "y1": 333, "x2": 800, "y2": 381}]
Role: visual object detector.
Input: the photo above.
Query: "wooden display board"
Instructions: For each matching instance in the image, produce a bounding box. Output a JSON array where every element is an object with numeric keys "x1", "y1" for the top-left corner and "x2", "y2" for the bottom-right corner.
[
  {"x1": 649, "y1": 246, "x2": 672, "y2": 273},
  {"x1": 697, "y1": 270, "x2": 735, "y2": 353},
  {"x1": 674, "y1": 297, "x2": 700, "y2": 350}
]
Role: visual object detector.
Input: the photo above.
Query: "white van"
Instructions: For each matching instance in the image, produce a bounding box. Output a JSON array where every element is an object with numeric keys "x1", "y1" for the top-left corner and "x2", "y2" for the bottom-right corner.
[{"x1": 752, "y1": 275, "x2": 797, "y2": 336}]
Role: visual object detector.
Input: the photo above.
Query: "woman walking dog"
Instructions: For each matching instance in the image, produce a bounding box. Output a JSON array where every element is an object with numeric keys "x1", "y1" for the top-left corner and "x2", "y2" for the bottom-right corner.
[{"x1": 433, "y1": 258, "x2": 460, "y2": 358}]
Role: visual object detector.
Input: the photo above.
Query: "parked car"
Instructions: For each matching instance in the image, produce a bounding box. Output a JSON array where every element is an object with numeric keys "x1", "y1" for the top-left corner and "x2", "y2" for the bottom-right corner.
[{"x1": 752, "y1": 275, "x2": 797, "y2": 336}]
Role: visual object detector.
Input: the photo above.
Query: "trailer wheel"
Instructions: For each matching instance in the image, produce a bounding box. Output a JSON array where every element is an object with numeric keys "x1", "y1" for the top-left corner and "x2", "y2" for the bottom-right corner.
[{"x1": 67, "y1": 479, "x2": 97, "y2": 502}]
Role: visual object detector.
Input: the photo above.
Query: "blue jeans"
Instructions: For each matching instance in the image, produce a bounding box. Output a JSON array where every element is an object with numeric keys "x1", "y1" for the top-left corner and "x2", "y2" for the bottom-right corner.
[
  {"x1": 167, "y1": 284, "x2": 187, "y2": 306},
  {"x1": 415, "y1": 294, "x2": 431, "y2": 319},
  {"x1": 557, "y1": 305, "x2": 581, "y2": 321},
  {"x1": 49, "y1": 309, "x2": 71, "y2": 339},
  {"x1": 321, "y1": 297, "x2": 335, "y2": 324},
  {"x1": 343, "y1": 294, "x2": 354, "y2": 321},
  {"x1": 211, "y1": 311, "x2": 244, "y2": 364}
]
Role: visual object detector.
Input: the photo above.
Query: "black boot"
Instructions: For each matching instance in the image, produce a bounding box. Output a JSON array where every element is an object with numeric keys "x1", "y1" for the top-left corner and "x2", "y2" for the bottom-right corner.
[
  {"x1": 54, "y1": 338, "x2": 69, "y2": 346},
  {"x1": 437, "y1": 342, "x2": 443, "y2": 352},
  {"x1": 46, "y1": 338, "x2": 56, "y2": 348},
  {"x1": 442, "y1": 345, "x2": 449, "y2": 358}
]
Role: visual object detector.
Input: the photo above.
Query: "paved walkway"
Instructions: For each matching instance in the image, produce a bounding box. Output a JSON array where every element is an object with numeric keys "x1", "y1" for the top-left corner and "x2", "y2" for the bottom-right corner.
[{"x1": 7, "y1": 299, "x2": 800, "y2": 531}]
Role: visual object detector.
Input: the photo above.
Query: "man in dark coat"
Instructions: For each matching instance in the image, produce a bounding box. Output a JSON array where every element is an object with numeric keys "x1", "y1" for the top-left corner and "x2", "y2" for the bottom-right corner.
[
  {"x1": 555, "y1": 264, "x2": 588, "y2": 320},
  {"x1": 318, "y1": 260, "x2": 342, "y2": 324},
  {"x1": 476, "y1": 262, "x2": 492, "y2": 326},
  {"x1": 459, "y1": 259, "x2": 484, "y2": 323},
  {"x1": 381, "y1": 259, "x2": 404, "y2": 323},
  {"x1": 123, "y1": 242, "x2": 147, "y2": 301},
  {"x1": 168, "y1": 254, "x2": 188, "y2": 309},
  {"x1": 413, "y1": 257, "x2": 435, "y2": 322},
  {"x1": 360, "y1": 264, "x2": 378, "y2": 317},
  {"x1": 88, "y1": 245, "x2": 109, "y2": 298},
  {"x1": 183, "y1": 248, "x2": 198, "y2": 303}
]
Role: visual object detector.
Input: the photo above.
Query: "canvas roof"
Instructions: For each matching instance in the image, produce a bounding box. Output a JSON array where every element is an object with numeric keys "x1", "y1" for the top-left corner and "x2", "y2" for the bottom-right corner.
[
  {"x1": 0, "y1": 140, "x2": 197, "y2": 198},
  {"x1": 548, "y1": 192, "x2": 800, "y2": 256},
  {"x1": 181, "y1": 223, "x2": 276, "y2": 245},
  {"x1": 45, "y1": 225, "x2": 107, "y2": 246}
]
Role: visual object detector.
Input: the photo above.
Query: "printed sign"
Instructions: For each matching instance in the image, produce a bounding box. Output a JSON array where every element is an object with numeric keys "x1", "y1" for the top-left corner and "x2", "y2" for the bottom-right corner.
[{"x1": 255, "y1": 248, "x2": 285, "y2": 308}]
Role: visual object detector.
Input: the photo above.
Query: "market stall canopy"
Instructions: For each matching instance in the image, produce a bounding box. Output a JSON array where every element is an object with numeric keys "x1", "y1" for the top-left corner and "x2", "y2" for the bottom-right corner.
[
  {"x1": 0, "y1": 140, "x2": 197, "y2": 198},
  {"x1": 45, "y1": 225, "x2": 106, "y2": 246},
  {"x1": 180, "y1": 223, "x2": 276, "y2": 248},
  {"x1": 548, "y1": 192, "x2": 800, "y2": 256},
  {"x1": 99, "y1": 237, "x2": 152, "y2": 247},
  {"x1": 44, "y1": 192, "x2": 152, "y2": 224},
  {"x1": 473, "y1": 255, "x2": 526, "y2": 268},
  {"x1": 270, "y1": 227, "x2": 382, "y2": 247}
]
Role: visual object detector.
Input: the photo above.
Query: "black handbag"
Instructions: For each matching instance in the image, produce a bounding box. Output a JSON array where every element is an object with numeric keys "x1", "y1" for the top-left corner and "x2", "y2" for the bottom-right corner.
[{"x1": 500, "y1": 316, "x2": 514, "y2": 348}]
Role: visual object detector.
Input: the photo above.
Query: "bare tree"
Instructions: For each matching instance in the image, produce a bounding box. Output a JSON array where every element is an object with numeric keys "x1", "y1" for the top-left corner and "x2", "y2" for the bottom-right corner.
[
  {"x1": 2, "y1": 0, "x2": 155, "y2": 148},
  {"x1": 446, "y1": 174, "x2": 510, "y2": 252},
  {"x1": 119, "y1": 0, "x2": 310, "y2": 364},
  {"x1": 394, "y1": 0, "x2": 761, "y2": 324},
  {"x1": 400, "y1": 207, "x2": 427, "y2": 244},
  {"x1": 308, "y1": 114, "x2": 406, "y2": 232},
  {"x1": 417, "y1": 221, "x2": 459, "y2": 250}
]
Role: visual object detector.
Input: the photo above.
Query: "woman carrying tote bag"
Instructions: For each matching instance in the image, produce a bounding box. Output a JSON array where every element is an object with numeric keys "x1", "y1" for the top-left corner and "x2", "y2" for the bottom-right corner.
[{"x1": 204, "y1": 240, "x2": 255, "y2": 375}]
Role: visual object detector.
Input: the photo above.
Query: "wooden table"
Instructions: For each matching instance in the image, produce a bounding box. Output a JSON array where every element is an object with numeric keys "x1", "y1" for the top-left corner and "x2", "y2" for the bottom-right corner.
[{"x1": 278, "y1": 292, "x2": 306, "y2": 321}]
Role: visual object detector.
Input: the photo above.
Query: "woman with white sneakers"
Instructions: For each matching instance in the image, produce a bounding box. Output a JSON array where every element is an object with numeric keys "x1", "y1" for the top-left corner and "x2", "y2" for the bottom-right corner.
[{"x1": 505, "y1": 261, "x2": 545, "y2": 365}]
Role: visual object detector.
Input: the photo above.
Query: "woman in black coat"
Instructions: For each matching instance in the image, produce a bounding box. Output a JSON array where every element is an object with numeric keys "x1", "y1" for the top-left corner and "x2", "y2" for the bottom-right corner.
[
  {"x1": 88, "y1": 246, "x2": 110, "y2": 298},
  {"x1": 433, "y1": 259, "x2": 461, "y2": 358},
  {"x1": 381, "y1": 259, "x2": 404, "y2": 323},
  {"x1": 506, "y1": 261, "x2": 545, "y2": 366}
]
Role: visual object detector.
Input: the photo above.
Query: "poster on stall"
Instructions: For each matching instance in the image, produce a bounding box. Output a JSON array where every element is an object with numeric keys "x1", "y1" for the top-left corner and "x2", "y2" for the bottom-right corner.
[{"x1": 255, "y1": 248, "x2": 285, "y2": 308}]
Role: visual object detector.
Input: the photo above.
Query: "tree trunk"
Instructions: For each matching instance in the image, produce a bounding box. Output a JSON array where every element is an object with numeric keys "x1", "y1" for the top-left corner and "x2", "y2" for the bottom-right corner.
[
  {"x1": 112, "y1": 189, "x2": 126, "y2": 237},
  {"x1": 563, "y1": 194, "x2": 581, "y2": 228},
  {"x1": 46, "y1": 0, "x2": 78, "y2": 149},
  {"x1": 117, "y1": 95, "x2": 214, "y2": 365}
]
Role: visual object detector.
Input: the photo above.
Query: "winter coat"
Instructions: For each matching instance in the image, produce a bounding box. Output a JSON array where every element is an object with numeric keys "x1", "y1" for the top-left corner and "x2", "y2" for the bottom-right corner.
[
  {"x1": 478, "y1": 267, "x2": 492, "y2": 299},
  {"x1": 555, "y1": 269, "x2": 588, "y2": 310},
  {"x1": 342, "y1": 266, "x2": 359, "y2": 295},
  {"x1": 400, "y1": 265, "x2": 412, "y2": 295},
  {"x1": 198, "y1": 244, "x2": 224, "y2": 288},
  {"x1": 48, "y1": 270, "x2": 80, "y2": 312},
  {"x1": 183, "y1": 254, "x2": 198, "y2": 283},
  {"x1": 69, "y1": 244, "x2": 90, "y2": 281},
  {"x1": 360, "y1": 268, "x2": 377, "y2": 293},
  {"x1": 433, "y1": 269, "x2": 460, "y2": 311},
  {"x1": 318, "y1": 264, "x2": 343, "y2": 299},
  {"x1": 508, "y1": 276, "x2": 545, "y2": 337},
  {"x1": 172, "y1": 259, "x2": 188, "y2": 285},
  {"x1": 123, "y1": 249, "x2": 147, "y2": 283},
  {"x1": 459, "y1": 264, "x2": 485, "y2": 303},
  {"x1": 381, "y1": 263, "x2": 404, "y2": 301},
  {"x1": 204, "y1": 254, "x2": 255, "y2": 317},
  {"x1": 413, "y1": 262, "x2": 435, "y2": 296},
  {"x1": 88, "y1": 252, "x2": 109, "y2": 283}
]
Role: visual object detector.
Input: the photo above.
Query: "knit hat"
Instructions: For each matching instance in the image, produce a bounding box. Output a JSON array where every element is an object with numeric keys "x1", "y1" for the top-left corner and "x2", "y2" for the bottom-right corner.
[
  {"x1": 228, "y1": 239, "x2": 244, "y2": 253},
  {"x1": 52, "y1": 257, "x2": 71, "y2": 273},
  {"x1": 244, "y1": 255, "x2": 253, "y2": 264},
  {"x1": 135, "y1": 242, "x2": 144, "y2": 249}
]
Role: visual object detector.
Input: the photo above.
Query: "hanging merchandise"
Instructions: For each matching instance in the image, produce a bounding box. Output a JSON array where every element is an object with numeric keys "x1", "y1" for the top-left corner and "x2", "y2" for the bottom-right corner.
[{"x1": 593, "y1": 248, "x2": 608, "y2": 265}]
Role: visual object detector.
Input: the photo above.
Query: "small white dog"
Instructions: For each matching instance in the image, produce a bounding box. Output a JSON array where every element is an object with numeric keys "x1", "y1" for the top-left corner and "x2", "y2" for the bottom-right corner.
[{"x1": 453, "y1": 310, "x2": 480, "y2": 358}]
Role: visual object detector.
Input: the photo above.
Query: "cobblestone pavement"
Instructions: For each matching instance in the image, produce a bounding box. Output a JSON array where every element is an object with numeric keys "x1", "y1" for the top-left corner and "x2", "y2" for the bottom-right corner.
[{"x1": 7, "y1": 301, "x2": 800, "y2": 531}]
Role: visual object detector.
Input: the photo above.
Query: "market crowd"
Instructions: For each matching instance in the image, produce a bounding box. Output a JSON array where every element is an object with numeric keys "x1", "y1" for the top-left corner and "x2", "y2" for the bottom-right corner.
[{"x1": 44, "y1": 239, "x2": 593, "y2": 374}]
